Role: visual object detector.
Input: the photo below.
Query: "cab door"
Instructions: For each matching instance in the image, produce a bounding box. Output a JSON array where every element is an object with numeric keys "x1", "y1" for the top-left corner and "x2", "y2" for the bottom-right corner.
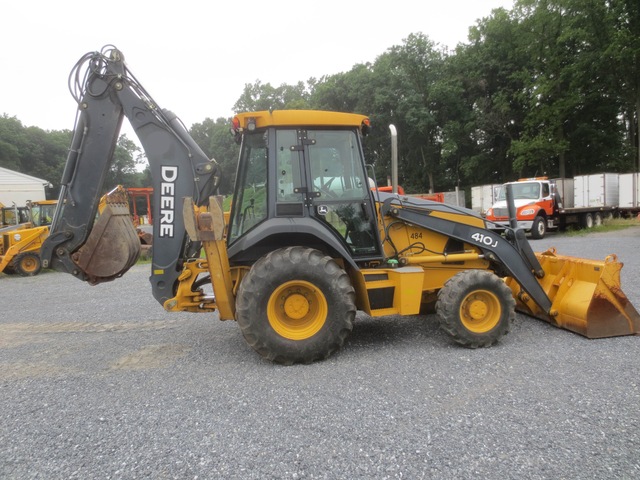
[{"x1": 300, "y1": 128, "x2": 381, "y2": 258}]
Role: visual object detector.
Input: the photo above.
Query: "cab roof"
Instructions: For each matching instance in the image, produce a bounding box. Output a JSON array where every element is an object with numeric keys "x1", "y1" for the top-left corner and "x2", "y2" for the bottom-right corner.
[{"x1": 233, "y1": 110, "x2": 370, "y2": 130}]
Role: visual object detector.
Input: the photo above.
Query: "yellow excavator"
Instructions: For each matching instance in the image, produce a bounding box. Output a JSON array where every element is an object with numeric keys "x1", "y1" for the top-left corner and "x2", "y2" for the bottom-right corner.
[{"x1": 40, "y1": 47, "x2": 639, "y2": 364}]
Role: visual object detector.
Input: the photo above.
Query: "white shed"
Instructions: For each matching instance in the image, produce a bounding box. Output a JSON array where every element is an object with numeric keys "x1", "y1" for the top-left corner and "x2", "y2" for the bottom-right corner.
[{"x1": 0, "y1": 166, "x2": 51, "y2": 207}]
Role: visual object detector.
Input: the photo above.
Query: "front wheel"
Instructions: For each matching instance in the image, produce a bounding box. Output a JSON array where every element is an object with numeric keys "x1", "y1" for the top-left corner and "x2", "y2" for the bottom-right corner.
[
  {"x1": 15, "y1": 252, "x2": 42, "y2": 276},
  {"x1": 530, "y1": 216, "x2": 546, "y2": 239},
  {"x1": 235, "y1": 247, "x2": 355, "y2": 365},
  {"x1": 436, "y1": 270, "x2": 515, "y2": 348}
]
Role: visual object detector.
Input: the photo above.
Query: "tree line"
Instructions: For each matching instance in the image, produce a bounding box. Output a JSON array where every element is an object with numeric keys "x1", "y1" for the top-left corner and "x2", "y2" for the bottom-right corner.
[{"x1": 1, "y1": 0, "x2": 638, "y2": 201}]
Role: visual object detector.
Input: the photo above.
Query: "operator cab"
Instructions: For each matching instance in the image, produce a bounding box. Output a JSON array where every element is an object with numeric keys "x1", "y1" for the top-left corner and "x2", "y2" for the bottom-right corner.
[
  {"x1": 28, "y1": 201, "x2": 57, "y2": 227},
  {"x1": 228, "y1": 111, "x2": 382, "y2": 265}
]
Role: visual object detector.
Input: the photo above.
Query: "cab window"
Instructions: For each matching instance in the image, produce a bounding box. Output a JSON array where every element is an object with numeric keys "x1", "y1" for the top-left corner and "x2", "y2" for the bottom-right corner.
[
  {"x1": 307, "y1": 130, "x2": 368, "y2": 200},
  {"x1": 229, "y1": 132, "x2": 268, "y2": 241}
]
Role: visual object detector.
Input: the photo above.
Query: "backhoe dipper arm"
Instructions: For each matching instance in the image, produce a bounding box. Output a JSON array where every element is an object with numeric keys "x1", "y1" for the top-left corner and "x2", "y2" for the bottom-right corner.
[{"x1": 41, "y1": 47, "x2": 221, "y2": 305}]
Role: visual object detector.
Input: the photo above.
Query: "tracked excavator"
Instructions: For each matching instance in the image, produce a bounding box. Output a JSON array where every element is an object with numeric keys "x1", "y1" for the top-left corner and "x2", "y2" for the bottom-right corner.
[{"x1": 41, "y1": 47, "x2": 640, "y2": 364}]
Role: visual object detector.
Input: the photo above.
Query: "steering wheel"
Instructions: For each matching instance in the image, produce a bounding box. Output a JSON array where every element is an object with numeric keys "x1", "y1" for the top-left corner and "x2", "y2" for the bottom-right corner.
[{"x1": 318, "y1": 177, "x2": 339, "y2": 198}]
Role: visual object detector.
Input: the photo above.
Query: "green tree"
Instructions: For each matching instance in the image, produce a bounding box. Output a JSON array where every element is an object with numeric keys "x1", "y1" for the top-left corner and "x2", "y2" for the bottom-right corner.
[
  {"x1": 310, "y1": 63, "x2": 377, "y2": 114},
  {"x1": 0, "y1": 139, "x2": 21, "y2": 171},
  {"x1": 104, "y1": 134, "x2": 144, "y2": 191},
  {"x1": 233, "y1": 80, "x2": 312, "y2": 112},
  {"x1": 0, "y1": 115, "x2": 29, "y2": 171},
  {"x1": 377, "y1": 33, "x2": 453, "y2": 193},
  {"x1": 454, "y1": 7, "x2": 529, "y2": 184},
  {"x1": 0, "y1": 115, "x2": 72, "y2": 197},
  {"x1": 190, "y1": 117, "x2": 240, "y2": 194},
  {"x1": 607, "y1": 0, "x2": 640, "y2": 171},
  {"x1": 510, "y1": 0, "x2": 628, "y2": 177},
  {"x1": 309, "y1": 63, "x2": 392, "y2": 183}
]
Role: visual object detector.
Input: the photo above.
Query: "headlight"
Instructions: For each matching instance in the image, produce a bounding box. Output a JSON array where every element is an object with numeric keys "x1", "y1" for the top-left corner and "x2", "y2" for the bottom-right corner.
[{"x1": 486, "y1": 208, "x2": 493, "y2": 217}]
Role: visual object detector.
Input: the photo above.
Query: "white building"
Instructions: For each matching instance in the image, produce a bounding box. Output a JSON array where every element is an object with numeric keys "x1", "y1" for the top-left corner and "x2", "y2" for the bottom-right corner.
[{"x1": 0, "y1": 166, "x2": 51, "y2": 207}]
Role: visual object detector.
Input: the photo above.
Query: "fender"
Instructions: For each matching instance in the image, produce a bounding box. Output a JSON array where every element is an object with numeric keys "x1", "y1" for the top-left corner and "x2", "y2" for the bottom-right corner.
[{"x1": 227, "y1": 217, "x2": 360, "y2": 270}]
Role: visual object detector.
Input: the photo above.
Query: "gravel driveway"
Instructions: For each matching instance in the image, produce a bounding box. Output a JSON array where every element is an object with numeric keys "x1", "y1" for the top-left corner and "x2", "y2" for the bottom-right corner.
[{"x1": 1, "y1": 226, "x2": 639, "y2": 479}]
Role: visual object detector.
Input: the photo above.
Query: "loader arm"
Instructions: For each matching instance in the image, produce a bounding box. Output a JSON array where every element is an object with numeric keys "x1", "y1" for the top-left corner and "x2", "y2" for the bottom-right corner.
[
  {"x1": 41, "y1": 47, "x2": 221, "y2": 305},
  {"x1": 380, "y1": 198, "x2": 553, "y2": 315}
]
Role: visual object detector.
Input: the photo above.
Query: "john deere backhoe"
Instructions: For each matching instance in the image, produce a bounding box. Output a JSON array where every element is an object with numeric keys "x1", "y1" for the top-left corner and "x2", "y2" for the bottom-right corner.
[{"x1": 41, "y1": 47, "x2": 640, "y2": 364}]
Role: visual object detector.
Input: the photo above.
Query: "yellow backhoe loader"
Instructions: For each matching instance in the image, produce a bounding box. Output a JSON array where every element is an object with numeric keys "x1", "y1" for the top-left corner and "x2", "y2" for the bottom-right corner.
[
  {"x1": 1, "y1": 200, "x2": 57, "y2": 276},
  {"x1": 1, "y1": 203, "x2": 29, "y2": 227},
  {"x1": 40, "y1": 47, "x2": 639, "y2": 364}
]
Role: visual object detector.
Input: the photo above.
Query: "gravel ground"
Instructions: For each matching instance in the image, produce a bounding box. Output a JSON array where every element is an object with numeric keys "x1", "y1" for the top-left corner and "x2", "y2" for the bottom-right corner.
[{"x1": 1, "y1": 226, "x2": 639, "y2": 479}]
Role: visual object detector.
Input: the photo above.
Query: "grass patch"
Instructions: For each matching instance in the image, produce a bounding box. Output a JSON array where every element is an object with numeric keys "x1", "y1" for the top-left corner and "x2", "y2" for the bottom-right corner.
[{"x1": 563, "y1": 217, "x2": 640, "y2": 237}]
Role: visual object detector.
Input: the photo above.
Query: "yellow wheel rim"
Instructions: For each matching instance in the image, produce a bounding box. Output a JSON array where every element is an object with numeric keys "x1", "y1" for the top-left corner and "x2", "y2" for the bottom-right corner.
[
  {"x1": 459, "y1": 289, "x2": 501, "y2": 333},
  {"x1": 20, "y1": 256, "x2": 39, "y2": 273},
  {"x1": 267, "y1": 280, "x2": 328, "y2": 340}
]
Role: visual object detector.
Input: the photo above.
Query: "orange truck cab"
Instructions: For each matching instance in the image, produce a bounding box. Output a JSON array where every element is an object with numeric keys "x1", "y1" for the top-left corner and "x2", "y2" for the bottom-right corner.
[{"x1": 485, "y1": 177, "x2": 557, "y2": 239}]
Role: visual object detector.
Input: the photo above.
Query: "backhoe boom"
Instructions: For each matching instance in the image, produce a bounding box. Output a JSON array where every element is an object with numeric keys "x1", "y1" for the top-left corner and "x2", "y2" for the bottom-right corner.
[{"x1": 41, "y1": 47, "x2": 221, "y2": 304}]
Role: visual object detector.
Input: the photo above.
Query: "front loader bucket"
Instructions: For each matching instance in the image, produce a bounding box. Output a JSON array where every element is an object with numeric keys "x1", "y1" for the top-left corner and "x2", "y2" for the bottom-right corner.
[
  {"x1": 508, "y1": 248, "x2": 640, "y2": 338},
  {"x1": 71, "y1": 189, "x2": 141, "y2": 284}
]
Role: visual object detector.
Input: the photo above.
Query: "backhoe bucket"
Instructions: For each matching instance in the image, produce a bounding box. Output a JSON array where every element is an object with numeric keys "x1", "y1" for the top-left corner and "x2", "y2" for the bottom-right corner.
[
  {"x1": 507, "y1": 248, "x2": 640, "y2": 338},
  {"x1": 71, "y1": 188, "x2": 141, "y2": 284}
]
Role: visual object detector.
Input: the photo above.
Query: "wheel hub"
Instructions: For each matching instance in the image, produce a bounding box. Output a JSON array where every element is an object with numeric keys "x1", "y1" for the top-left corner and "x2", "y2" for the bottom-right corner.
[
  {"x1": 284, "y1": 293, "x2": 310, "y2": 320},
  {"x1": 468, "y1": 300, "x2": 488, "y2": 320}
]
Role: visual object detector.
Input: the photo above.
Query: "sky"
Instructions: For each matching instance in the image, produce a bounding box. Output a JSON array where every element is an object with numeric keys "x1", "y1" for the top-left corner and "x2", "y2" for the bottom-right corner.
[{"x1": 1, "y1": 0, "x2": 514, "y2": 135}]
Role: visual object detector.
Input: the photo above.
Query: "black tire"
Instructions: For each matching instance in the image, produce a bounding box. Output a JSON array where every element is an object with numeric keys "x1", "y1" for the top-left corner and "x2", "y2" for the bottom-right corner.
[
  {"x1": 582, "y1": 212, "x2": 594, "y2": 229},
  {"x1": 436, "y1": 270, "x2": 515, "y2": 348},
  {"x1": 530, "y1": 216, "x2": 546, "y2": 239},
  {"x1": 15, "y1": 252, "x2": 42, "y2": 276},
  {"x1": 235, "y1": 246, "x2": 355, "y2": 365},
  {"x1": 594, "y1": 212, "x2": 603, "y2": 226}
]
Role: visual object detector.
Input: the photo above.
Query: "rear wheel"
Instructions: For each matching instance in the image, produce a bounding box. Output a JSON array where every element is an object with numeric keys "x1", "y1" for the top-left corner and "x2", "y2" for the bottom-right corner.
[
  {"x1": 15, "y1": 252, "x2": 42, "y2": 276},
  {"x1": 530, "y1": 216, "x2": 546, "y2": 239},
  {"x1": 436, "y1": 270, "x2": 515, "y2": 348},
  {"x1": 235, "y1": 246, "x2": 355, "y2": 365},
  {"x1": 582, "y1": 212, "x2": 594, "y2": 229},
  {"x1": 594, "y1": 212, "x2": 603, "y2": 226}
]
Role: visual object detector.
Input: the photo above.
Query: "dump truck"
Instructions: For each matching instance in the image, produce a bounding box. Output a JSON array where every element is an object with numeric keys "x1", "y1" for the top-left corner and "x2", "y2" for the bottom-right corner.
[
  {"x1": 1, "y1": 199, "x2": 57, "y2": 276},
  {"x1": 40, "y1": 47, "x2": 639, "y2": 364}
]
